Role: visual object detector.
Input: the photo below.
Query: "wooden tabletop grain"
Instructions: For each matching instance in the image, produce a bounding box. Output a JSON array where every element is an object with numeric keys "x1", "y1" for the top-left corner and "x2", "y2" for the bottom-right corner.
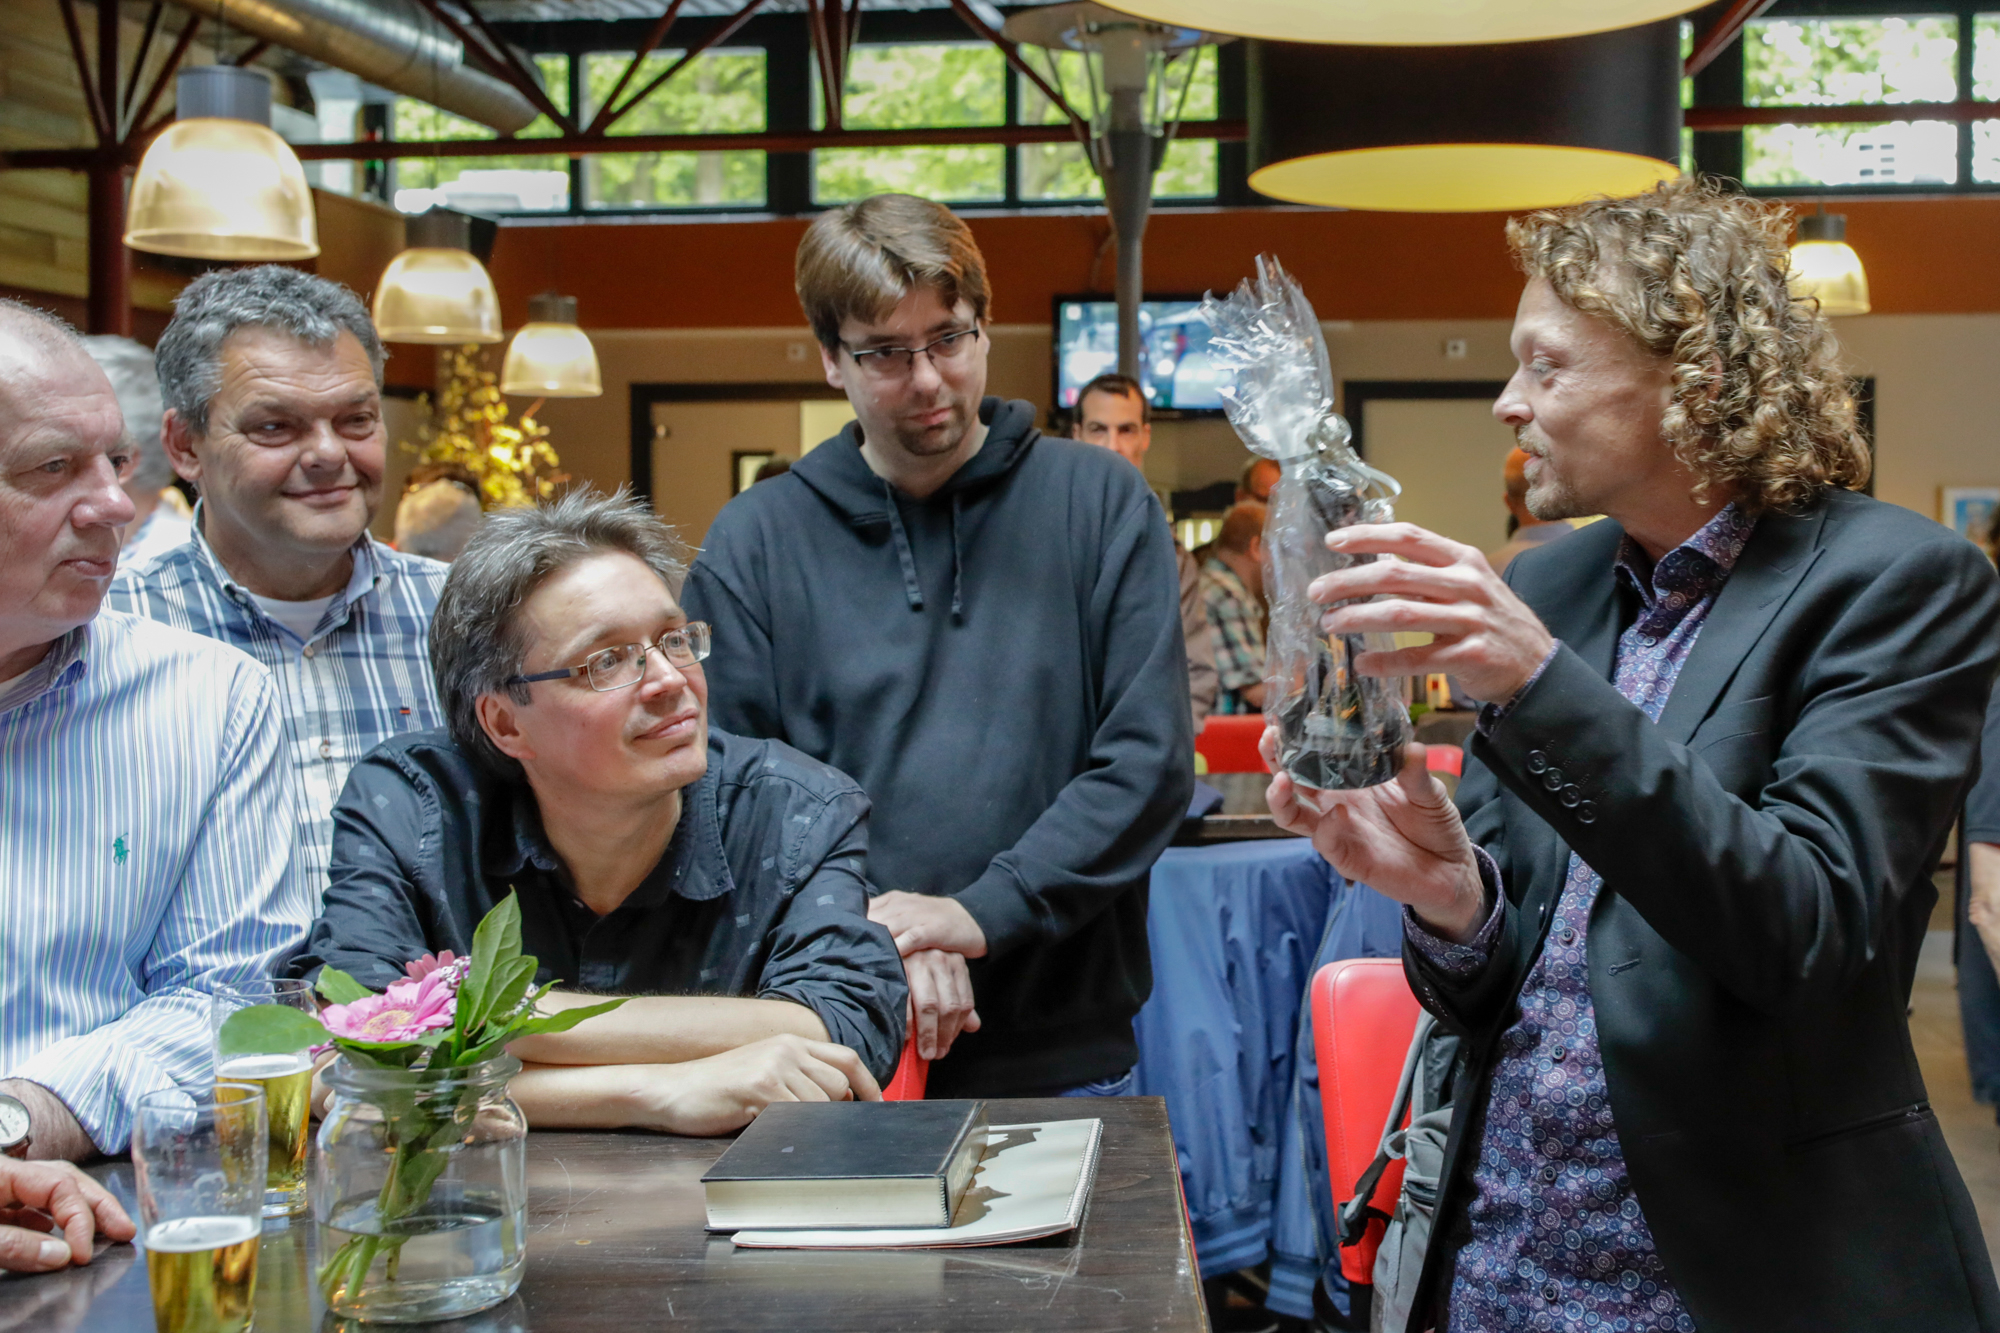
[{"x1": 0, "y1": 1095, "x2": 1206, "y2": 1332}]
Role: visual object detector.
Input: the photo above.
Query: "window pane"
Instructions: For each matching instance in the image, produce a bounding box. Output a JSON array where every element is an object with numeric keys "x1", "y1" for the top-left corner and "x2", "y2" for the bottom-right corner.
[
  {"x1": 1742, "y1": 17, "x2": 1958, "y2": 187},
  {"x1": 810, "y1": 43, "x2": 1006, "y2": 204},
  {"x1": 814, "y1": 146, "x2": 1007, "y2": 204},
  {"x1": 1016, "y1": 48, "x2": 1218, "y2": 202},
  {"x1": 582, "y1": 49, "x2": 766, "y2": 208},
  {"x1": 1973, "y1": 16, "x2": 2000, "y2": 181},
  {"x1": 393, "y1": 55, "x2": 570, "y2": 213}
]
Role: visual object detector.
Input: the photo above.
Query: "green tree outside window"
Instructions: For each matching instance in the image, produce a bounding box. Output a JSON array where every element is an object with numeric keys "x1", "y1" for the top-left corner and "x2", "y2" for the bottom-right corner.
[
  {"x1": 1971, "y1": 17, "x2": 2000, "y2": 184},
  {"x1": 1015, "y1": 47, "x2": 1217, "y2": 202},
  {"x1": 1741, "y1": 17, "x2": 1958, "y2": 187},
  {"x1": 393, "y1": 55, "x2": 571, "y2": 212},
  {"x1": 584, "y1": 49, "x2": 767, "y2": 208},
  {"x1": 813, "y1": 43, "x2": 1007, "y2": 204}
]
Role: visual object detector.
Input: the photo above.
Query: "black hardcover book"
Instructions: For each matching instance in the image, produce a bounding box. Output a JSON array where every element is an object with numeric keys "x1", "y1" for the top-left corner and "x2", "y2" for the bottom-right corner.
[{"x1": 701, "y1": 1100, "x2": 988, "y2": 1231}]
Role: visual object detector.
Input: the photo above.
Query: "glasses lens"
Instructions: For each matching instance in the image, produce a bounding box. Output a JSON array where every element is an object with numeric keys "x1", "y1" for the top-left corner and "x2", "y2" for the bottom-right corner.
[
  {"x1": 586, "y1": 645, "x2": 646, "y2": 691},
  {"x1": 934, "y1": 330, "x2": 976, "y2": 360}
]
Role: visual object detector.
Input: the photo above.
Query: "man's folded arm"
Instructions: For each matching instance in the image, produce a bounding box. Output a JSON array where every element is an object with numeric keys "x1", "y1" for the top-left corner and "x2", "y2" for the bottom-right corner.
[
  {"x1": 1475, "y1": 534, "x2": 2000, "y2": 1015},
  {"x1": 953, "y1": 498, "x2": 1196, "y2": 959},
  {"x1": 11, "y1": 668, "x2": 307, "y2": 1155}
]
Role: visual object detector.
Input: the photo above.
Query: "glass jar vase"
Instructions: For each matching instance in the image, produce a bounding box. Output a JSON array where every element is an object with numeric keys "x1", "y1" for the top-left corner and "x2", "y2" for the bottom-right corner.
[{"x1": 315, "y1": 1054, "x2": 528, "y2": 1323}]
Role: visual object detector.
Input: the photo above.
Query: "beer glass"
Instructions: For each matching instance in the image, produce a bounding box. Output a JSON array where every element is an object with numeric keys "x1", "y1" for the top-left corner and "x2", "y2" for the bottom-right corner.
[
  {"x1": 132, "y1": 1084, "x2": 267, "y2": 1333},
  {"x1": 212, "y1": 977, "x2": 317, "y2": 1217}
]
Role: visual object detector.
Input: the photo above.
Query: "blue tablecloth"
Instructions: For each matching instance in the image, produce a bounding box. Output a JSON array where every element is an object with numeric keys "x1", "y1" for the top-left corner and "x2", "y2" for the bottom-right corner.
[{"x1": 1132, "y1": 838, "x2": 1404, "y2": 1317}]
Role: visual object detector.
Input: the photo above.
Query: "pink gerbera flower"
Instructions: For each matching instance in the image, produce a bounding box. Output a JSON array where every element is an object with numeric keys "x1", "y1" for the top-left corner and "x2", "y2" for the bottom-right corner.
[
  {"x1": 322, "y1": 975, "x2": 457, "y2": 1043},
  {"x1": 403, "y1": 950, "x2": 461, "y2": 982}
]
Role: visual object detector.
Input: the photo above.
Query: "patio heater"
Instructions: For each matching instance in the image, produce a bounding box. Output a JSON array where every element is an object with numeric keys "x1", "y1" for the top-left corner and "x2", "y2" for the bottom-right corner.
[{"x1": 1003, "y1": 3, "x2": 1223, "y2": 380}]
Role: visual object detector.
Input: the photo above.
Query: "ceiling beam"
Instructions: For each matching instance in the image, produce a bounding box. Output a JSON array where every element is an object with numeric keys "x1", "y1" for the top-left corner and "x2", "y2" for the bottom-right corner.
[
  {"x1": 583, "y1": 0, "x2": 687, "y2": 137},
  {"x1": 1685, "y1": 0, "x2": 1779, "y2": 81},
  {"x1": 1686, "y1": 100, "x2": 2000, "y2": 129}
]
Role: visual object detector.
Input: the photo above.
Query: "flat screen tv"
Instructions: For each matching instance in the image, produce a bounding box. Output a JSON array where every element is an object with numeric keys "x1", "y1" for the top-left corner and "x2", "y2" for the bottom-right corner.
[{"x1": 1052, "y1": 294, "x2": 1225, "y2": 417}]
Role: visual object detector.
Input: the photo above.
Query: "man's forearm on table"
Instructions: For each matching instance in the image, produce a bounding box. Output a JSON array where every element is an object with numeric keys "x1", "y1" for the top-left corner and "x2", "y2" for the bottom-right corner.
[
  {"x1": 0, "y1": 1081, "x2": 97, "y2": 1163},
  {"x1": 505, "y1": 994, "x2": 827, "y2": 1066}
]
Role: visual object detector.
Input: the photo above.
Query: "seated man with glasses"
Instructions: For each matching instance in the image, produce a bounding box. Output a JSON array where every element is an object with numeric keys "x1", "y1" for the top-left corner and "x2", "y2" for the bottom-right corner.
[{"x1": 291, "y1": 489, "x2": 908, "y2": 1135}]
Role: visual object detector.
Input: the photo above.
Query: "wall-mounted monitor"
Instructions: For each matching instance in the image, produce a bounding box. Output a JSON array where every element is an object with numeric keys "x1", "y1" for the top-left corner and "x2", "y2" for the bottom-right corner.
[{"x1": 1052, "y1": 294, "x2": 1225, "y2": 418}]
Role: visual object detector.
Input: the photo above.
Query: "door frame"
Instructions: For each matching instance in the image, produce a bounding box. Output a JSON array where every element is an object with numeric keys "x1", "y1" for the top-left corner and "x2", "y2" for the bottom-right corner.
[{"x1": 629, "y1": 382, "x2": 847, "y2": 505}]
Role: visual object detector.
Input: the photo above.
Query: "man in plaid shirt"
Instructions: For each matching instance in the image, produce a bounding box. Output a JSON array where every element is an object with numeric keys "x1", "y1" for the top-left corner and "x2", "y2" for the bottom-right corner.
[{"x1": 1201, "y1": 500, "x2": 1267, "y2": 715}]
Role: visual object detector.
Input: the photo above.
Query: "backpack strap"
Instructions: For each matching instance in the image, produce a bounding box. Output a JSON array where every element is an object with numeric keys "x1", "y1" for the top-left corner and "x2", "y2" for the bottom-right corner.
[{"x1": 1337, "y1": 1011, "x2": 1437, "y2": 1247}]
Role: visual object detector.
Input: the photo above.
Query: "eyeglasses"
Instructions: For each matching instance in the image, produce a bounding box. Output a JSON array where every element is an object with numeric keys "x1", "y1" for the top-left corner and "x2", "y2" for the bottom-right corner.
[
  {"x1": 508, "y1": 622, "x2": 712, "y2": 693},
  {"x1": 842, "y1": 327, "x2": 982, "y2": 379}
]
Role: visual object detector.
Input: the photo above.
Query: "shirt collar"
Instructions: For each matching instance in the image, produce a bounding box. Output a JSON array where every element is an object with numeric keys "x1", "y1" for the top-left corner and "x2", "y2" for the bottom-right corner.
[
  {"x1": 188, "y1": 502, "x2": 384, "y2": 631},
  {"x1": 493, "y1": 754, "x2": 735, "y2": 909},
  {"x1": 1614, "y1": 502, "x2": 1757, "y2": 610},
  {"x1": 0, "y1": 623, "x2": 90, "y2": 716}
]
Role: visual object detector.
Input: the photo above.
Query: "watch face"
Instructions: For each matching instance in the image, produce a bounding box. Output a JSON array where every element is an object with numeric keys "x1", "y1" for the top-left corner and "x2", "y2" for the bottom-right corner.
[{"x1": 0, "y1": 1099, "x2": 26, "y2": 1146}]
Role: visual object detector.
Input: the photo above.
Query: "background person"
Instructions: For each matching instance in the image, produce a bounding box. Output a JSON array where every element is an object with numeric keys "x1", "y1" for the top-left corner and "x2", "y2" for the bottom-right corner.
[
  {"x1": 293, "y1": 490, "x2": 906, "y2": 1134},
  {"x1": 78, "y1": 335, "x2": 189, "y2": 568},
  {"x1": 109, "y1": 266, "x2": 449, "y2": 896},
  {"x1": 393, "y1": 478, "x2": 483, "y2": 562},
  {"x1": 0, "y1": 299, "x2": 308, "y2": 1164},
  {"x1": 1201, "y1": 499, "x2": 1267, "y2": 715},
  {"x1": 1071, "y1": 370, "x2": 1217, "y2": 725},
  {"x1": 683, "y1": 193, "x2": 1193, "y2": 1096},
  {"x1": 1268, "y1": 177, "x2": 2000, "y2": 1330},
  {"x1": 1483, "y1": 443, "x2": 1575, "y2": 575}
]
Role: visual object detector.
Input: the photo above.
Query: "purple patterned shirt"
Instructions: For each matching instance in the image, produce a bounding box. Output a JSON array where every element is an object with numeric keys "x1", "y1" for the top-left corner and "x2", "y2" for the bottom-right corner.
[{"x1": 1410, "y1": 503, "x2": 1757, "y2": 1331}]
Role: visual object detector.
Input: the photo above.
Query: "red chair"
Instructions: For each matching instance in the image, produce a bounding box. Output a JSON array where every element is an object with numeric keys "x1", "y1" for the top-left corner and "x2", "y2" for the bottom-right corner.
[
  {"x1": 1425, "y1": 744, "x2": 1463, "y2": 778},
  {"x1": 1310, "y1": 958, "x2": 1423, "y2": 1290},
  {"x1": 1196, "y1": 714, "x2": 1267, "y2": 773},
  {"x1": 881, "y1": 1036, "x2": 928, "y2": 1101}
]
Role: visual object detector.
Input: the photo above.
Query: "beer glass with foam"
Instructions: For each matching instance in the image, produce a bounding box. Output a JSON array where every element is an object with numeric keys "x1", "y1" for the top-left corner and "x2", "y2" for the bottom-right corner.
[
  {"x1": 212, "y1": 978, "x2": 317, "y2": 1217},
  {"x1": 132, "y1": 1084, "x2": 267, "y2": 1333}
]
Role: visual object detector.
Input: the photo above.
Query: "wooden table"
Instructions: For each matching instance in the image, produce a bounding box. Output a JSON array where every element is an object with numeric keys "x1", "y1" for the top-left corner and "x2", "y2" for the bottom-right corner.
[{"x1": 0, "y1": 1096, "x2": 1205, "y2": 1332}]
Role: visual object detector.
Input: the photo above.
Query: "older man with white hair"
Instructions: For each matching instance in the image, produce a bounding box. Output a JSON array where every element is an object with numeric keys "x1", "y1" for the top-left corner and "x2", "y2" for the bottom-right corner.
[
  {"x1": 0, "y1": 298, "x2": 306, "y2": 1181},
  {"x1": 110, "y1": 267, "x2": 449, "y2": 896}
]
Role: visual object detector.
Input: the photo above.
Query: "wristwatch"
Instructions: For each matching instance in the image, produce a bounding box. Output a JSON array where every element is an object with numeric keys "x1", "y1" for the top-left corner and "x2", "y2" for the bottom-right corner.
[{"x1": 0, "y1": 1094, "x2": 31, "y2": 1160}]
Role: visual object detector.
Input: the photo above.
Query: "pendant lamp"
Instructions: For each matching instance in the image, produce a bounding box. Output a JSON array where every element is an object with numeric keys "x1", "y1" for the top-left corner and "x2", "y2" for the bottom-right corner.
[
  {"x1": 372, "y1": 209, "x2": 503, "y2": 345},
  {"x1": 1100, "y1": 0, "x2": 1705, "y2": 45},
  {"x1": 1788, "y1": 211, "x2": 1870, "y2": 317},
  {"x1": 501, "y1": 294, "x2": 602, "y2": 398},
  {"x1": 1247, "y1": 23, "x2": 1682, "y2": 212},
  {"x1": 125, "y1": 65, "x2": 319, "y2": 260}
]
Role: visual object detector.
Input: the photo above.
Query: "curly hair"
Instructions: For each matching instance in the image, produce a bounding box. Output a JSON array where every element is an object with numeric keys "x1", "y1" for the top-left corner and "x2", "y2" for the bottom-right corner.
[{"x1": 1507, "y1": 175, "x2": 1869, "y2": 514}]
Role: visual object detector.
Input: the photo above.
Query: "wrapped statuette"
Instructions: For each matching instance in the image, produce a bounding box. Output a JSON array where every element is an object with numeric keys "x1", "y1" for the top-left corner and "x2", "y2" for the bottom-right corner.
[{"x1": 1203, "y1": 256, "x2": 1410, "y2": 791}]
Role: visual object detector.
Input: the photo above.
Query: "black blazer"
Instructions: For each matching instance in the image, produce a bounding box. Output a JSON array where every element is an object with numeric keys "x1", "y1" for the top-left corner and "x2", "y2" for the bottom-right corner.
[{"x1": 1406, "y1": 489, "x2": 2000, "y2": 1332}]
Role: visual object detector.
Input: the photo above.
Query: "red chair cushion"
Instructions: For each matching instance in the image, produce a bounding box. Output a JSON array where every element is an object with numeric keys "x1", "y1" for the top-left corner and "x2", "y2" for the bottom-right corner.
[
  {"x1": 881, "y1": 1036, "x2": 928, "y2": 1101},
  {"x1": 1311, "y1": 958, "x2": 1423, "y2": 1285},
  {"x1": 1196, "y1": 714, "x2": 1267, "y2": 774}
]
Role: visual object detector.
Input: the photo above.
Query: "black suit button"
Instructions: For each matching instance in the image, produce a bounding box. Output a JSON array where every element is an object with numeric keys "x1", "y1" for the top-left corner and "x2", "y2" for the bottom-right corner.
[
  {"x1": 1577, "y1": 801, "x2": 1597, "y2": 824},
  {"x1": 1526, "y1": 751, "x2": 1548, "y2": 774},
  {"x1": 1560, "y1": 784, "x2": 1581, "y2": 807},
  {"x1": 1543, "y1": 768, "x2": 1564, "y2": 791}
]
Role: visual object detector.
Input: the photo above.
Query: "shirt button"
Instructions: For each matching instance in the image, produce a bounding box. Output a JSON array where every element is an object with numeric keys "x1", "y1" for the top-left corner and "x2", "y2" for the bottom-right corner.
[
  {"x1": 1526, "y1": 750, "x2": 1548, "y2": 774},
  {"x1": 319, "y1": 741, "x2": 333, "y2": 759},
  {"x1": 1560, "y1": 928, "x2": 1576, "y2": 945},
  {"x1": 1543, "y1": 1283, "x2": 1561, "y2": 1302},
  {"x1": 302, "y1": 644, "x2": 316, "y2": 659},
  {"x1": 1543, "y1": 768, "x2": 1564, "y2": 791},
  {"x1": 1551, "y1": 1045, "x2": 1566, "y2": 1062}
]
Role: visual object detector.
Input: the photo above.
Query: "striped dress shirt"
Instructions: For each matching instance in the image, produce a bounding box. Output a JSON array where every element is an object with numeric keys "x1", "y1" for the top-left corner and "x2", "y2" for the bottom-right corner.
[
  {"x1": 108, "y1": 518, "x2": 449, "y2": 896},
  {"x1": 0, "y1": 612, "x2": 312, "y2": 1153}
]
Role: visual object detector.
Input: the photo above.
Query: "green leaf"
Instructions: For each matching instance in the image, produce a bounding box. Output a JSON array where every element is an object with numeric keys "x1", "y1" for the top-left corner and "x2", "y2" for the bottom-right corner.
[
  {"x1": 314, "y1": 966, "x2": 373, "y2": 1005},
  {"x1": 217, "y1": 1004, "x2": 328, "y2": 1061},
  {"x1": 450, "y1": 996, "x2": 629, "y2": 1068},
  {"x1": 455, "y1": 893, "x2": 524, "y2": 1042},
  {"x1": 483, "y1": 957, "x2": 539, "y2": 1030}
]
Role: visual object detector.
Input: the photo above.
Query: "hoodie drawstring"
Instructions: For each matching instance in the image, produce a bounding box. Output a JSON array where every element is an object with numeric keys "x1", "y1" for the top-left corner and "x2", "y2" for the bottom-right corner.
[
  {"x1": 948, "y1": 492, "x2": 965, "y2": 622},
  {"x1": 882, "y1": 479, "x2": 925, "y2": 612}
]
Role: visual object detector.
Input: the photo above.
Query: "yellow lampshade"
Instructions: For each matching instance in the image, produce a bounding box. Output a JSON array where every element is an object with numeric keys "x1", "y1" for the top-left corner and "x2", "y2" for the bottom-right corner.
[
  {"x1": 124, "y1": 118, "x2": 319, "y2": 261},
  {"x1": 502, "y1": 324, "x2": 602, "y2": 398},
  {"x1": 1250, "y1": 143, "x2": 1679, "y2": 212},
  {"x1": 372, "y1": 248, "x2": 503, "y2": 345},
  {"x1": 1100, "y1": 0, "x2": 1705, "y2": 45},
  {"x1": 1789, "y1": 213, "x2": 1870, "y2": 317}
]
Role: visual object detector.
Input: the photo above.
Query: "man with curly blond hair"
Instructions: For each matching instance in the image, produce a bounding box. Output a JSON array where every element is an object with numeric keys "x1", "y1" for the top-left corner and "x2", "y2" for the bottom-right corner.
[{"x1": 1270, "y1": 175, "x2": 2000, "y2": 1332}]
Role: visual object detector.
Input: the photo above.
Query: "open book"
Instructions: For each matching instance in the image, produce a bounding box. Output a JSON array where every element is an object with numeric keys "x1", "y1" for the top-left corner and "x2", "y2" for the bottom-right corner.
[{"x1": 729, "y1": 1118, "x2": 1103, "y2": 1251}]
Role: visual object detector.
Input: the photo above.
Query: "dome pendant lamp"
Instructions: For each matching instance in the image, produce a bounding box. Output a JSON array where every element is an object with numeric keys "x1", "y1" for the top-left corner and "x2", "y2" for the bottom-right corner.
[
  {"x1": 125, "y1": 65, "x2": 319, "y2": 261},
  {"x1": 1247, "y1": 22, "x2": 1683, "y2": 212},
  {"x1": 501, "y1": 293, "x2": 602, "y2": 398},
  {"x1": 372, "y1": 209, "x2": 504, "y2": 345},
  {"x1": 1099, "y1": 0, "x2": 1706, "y2": 46},
  {"x1": 1789, "y1": 210, "x2": 1870, "y2": 317}
]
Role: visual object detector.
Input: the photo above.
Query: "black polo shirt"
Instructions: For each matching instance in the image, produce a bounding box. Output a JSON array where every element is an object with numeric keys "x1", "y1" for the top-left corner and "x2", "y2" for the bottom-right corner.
[{"x1": 290, "y1": 727, "x2": 908, "y2": 1081}]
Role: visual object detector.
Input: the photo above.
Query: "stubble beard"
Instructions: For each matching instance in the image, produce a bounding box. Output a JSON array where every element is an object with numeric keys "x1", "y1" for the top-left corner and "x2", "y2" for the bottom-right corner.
[{"x1": 889, "y1": 393, "x2": 973, "y2": 460}]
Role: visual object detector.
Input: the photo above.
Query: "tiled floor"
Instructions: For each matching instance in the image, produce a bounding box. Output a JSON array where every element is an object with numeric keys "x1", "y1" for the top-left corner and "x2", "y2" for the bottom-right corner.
[{"x1": 1915, "y1": 924, "x2": 2000, "y2": 1272}]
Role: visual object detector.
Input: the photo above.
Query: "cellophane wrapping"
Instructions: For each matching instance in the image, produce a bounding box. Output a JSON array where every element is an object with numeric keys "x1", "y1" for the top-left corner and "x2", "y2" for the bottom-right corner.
[{"x1": 1203, "y1": 255, "x2": 1411, "y2": 791}]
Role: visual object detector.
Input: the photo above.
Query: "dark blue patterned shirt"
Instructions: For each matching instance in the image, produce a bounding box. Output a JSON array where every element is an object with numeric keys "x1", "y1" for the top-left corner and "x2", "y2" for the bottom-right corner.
[{"x1": 1410, "y1": 503, "x2": 1757, "y2": 1331}]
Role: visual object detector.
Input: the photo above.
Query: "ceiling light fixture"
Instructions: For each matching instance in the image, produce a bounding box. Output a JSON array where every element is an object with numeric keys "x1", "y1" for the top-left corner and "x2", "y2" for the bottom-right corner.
[
  {"x1": 124, "y1": 65, "x2": 319, "y2": 261},
  {"x1": 372, "y1": 209, "x2": 503, "y2": 345},
  {"x1": 1099, "y1": 0, "x2": 1705, "y2": 46},
  {"x1": 1789, "y1": 210, "x2": 1870, "y2": 317},
  {"x1": 501, "y1": 293, "x2": 602, "y2": 399}
]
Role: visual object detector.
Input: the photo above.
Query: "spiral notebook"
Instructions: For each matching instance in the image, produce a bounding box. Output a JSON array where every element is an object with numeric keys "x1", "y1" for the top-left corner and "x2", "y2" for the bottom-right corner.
[{"x1": 728, "y1": 1118, "x2": 1103, "y2": 1251}]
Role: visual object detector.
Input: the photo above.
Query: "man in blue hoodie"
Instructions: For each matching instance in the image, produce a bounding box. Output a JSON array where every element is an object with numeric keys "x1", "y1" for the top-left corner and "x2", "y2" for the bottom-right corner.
[{"x1": 682, "y1": 194, "x2": 1194, "y2": 1098}]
